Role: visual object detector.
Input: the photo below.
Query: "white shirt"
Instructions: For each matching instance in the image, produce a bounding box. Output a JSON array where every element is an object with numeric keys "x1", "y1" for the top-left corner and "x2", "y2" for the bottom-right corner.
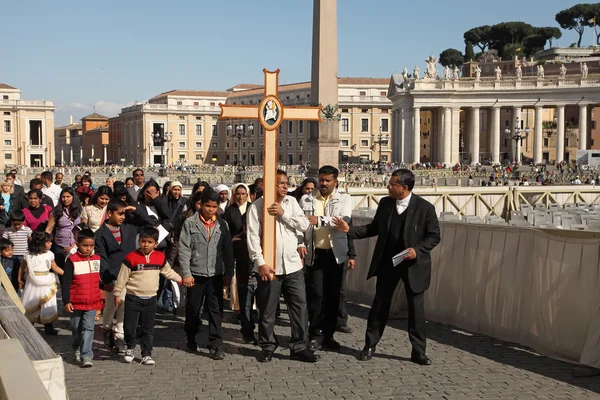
[
  {"x1": 247, "y1": 195, "x2": 310, "y2": 275},
  {"x1": 42, "y1": 183, "x2": 62, "y2": 207},
  {"x1": 134, "y1": 185, "x2": 143, "y2": 192},
  {"x1": 396, "y1": 192, "x2": 412, "y2": 215}
]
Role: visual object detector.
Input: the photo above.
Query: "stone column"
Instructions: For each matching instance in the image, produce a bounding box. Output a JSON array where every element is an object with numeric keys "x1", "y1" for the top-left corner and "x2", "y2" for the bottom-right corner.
[
  {"x1": 392, "y1": 109, "x2": 403, "y2": 163},
  {"x1": 512, "y1": 106, "x2": 521, "y2": 163},
  {"x1": 402, "y1": 108, "x2": 412, "y2": 163},
  {"x1": 491, "y1": 106, "x2": 501, "y2": 164},
  {"x1": 451, "y1": 108, "x2": 461, "y2": 164},
  {"x1": 104, "y1": 145, "x2": 108, "y2": 164},
  {"x1": 534, "y1": 106, "x2": 543, "y2": 164},
  {"x1": 579, "y1": 104, "x2": 588, "y2": 150},
  {"x1": 70, "y1": 147, "x2": 73, "y2": 165},
  {"x1": 442, "y1": 107, "x2": 452, "y2": 166},
  {"x1": 470, "y1": 107, "x2": 480, "y2": 164},
  {"x1": 79, "y1": 148, "x2": 83, "y2": 166},
  {"x1": 60, "y1": 148, "x2": 64, "y2": 166},
  {"x1": 556, "y1": 105, "x2": 565, "y2": 162},
  {"x1": 308, "y1": 0, "x2": 339, "y2": 172},
  {"x1": 412, "y1": 107, "x2": 421, "y2": 164}
]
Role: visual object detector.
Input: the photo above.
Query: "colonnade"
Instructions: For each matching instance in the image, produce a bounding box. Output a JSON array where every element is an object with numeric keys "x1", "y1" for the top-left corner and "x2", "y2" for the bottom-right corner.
[{"x1": 391, "y1": 104, "x2": 591, "y2": 165}]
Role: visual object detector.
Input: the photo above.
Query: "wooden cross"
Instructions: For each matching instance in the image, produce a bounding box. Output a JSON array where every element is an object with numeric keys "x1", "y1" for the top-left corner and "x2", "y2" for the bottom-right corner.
[{"x1": 219, "y1": 69, "x2": 322, "y2": 276}]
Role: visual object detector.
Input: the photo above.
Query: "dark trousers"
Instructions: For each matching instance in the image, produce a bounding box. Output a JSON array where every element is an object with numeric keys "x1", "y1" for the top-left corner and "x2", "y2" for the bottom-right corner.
[
  {"x1": 337, "y1": 262, "x2": 349, "y2": 327},
  {"x1": 124, "y1": 295, "x2": 157, "y2": 357},
  {"x1": 184, "y1": 274, "x2": 223, "y2": 347},
  {"x1": 256, "y1": 269, "x2": 308, "y2": 353},
  {"x1": 306, "y1": 249, "x2": 344, "y2": 341},
  {"x1": 51, "y1": 245, "x2": 67, "y2": 288},
  {"x1": 237, "y1": 281, "x2": 257, "y2": 339},
  {"x1": 366, "y1": 265, "x2": 426, "y2": 355}
]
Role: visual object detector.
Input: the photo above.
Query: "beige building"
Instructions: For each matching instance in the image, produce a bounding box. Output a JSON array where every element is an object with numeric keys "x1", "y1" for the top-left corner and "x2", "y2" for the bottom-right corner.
[
  {"x1": 0, "y1": 83, "x2": 55, "y2": 168},
  {"x1": 54, "y1": 116, "x2": 82, "y2": 165}
]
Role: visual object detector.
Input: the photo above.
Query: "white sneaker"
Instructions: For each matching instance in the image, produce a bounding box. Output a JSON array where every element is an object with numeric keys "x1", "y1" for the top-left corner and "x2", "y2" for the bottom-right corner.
[
  {"x1": 140, "y1": 356, "x2": 155, "y2": 365},
  {"x1": 124, "y1": 349, "x2": 135, "y2": 363}
]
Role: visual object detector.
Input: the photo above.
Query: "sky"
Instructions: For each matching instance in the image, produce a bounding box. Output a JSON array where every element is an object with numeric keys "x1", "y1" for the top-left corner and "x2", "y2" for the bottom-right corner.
[{"x1": 1, "y1": 0, "x2": 587, "y2": 126}]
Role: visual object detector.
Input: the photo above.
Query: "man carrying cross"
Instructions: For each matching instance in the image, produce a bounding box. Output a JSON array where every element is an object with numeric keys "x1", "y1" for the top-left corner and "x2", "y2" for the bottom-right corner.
[{"x1": 247, "y1": 169, "x2": 318, "y2": 363}]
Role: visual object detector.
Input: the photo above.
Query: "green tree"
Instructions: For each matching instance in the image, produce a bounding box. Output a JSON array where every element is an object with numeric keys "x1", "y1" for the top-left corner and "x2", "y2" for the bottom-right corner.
[
  {"x1": 555, "y1": 4, "x2": 596, "y2": 47},
  {"x1": 464, "y1": 41, "x2": 476, "y2": 61},
  {"x1": 523, "y1": 35, "x2": 547, "y2": 57},
  {"x1": 464, "y1": 26, "x2": 492, "y2": 52},
  {"x1": 439, "y1": 48, "x2": 464, "y2": 68},
  {"x1": 536, "y1": 26, "x2": 562, "y2": 47}
]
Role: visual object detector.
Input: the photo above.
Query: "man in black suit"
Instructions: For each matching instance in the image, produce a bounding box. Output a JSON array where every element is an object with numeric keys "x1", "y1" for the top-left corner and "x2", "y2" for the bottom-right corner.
[{"x1": 333, "y1": 169, "x2": 440, "y2": 365}]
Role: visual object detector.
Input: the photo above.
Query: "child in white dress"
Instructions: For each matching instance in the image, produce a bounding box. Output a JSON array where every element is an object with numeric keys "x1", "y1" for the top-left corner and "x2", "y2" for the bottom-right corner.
[{"x1": 19, "y1": 231, "x2": 64, "y2": 335}]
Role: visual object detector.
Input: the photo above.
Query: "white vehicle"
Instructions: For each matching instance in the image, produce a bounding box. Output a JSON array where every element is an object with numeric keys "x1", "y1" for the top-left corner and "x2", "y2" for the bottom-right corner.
[{"x1": 576, "y1": 150, "x2": 600, "y2": 167}]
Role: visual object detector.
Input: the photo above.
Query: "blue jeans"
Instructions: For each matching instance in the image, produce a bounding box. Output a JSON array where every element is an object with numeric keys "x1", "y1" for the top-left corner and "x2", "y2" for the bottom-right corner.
[{"x1": 70, "y1": 310, "x2": 96, "y2": 361}]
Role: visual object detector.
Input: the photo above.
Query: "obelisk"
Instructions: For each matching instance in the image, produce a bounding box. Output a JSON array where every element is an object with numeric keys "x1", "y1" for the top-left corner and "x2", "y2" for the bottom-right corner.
[{"x1": 308, "y1": 0, "x2": 339, "y2": 172}]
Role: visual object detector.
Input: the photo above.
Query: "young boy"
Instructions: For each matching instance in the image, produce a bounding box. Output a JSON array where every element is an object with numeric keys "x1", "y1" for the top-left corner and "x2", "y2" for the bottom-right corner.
[
  {"x1": 179, "y1": 189, "x2": 234, "y2": 360},
  {"x1": 0, "y1": 238, "x2": 19, "y2": 291},
  {"x1": 94, "y1": 199, "x2": 138, "y2": 354},
  {"x1": 2, "y1": 210, "x2": 32, "y2": 265},
  {"x1": 113, "y1": 226, "x2": 182, "y2": 365},
  {"x1": 62, "y1": 228, "x2": 101, "y2": 367}
]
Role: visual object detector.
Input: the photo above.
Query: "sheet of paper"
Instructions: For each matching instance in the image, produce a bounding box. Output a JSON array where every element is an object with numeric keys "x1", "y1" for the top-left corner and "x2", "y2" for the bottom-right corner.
[
  {"x1": 157, "y1": 224, "x2": 169, "y2": 244},
  {"x1": 392, "y1": 249, "x2": 410, "y2": 267}
]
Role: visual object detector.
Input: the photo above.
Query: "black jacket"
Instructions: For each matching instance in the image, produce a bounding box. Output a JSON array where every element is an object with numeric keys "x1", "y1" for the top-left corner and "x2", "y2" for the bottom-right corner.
[
  {"x1": 222, "y1": 202, "x2": 245, "y2": 237},
  {"x1": 132, "y1": 196, "x2": 173, "y2": 248},
  {"x1": 348, "y1": 194, "x2": 440, "y2": 293},
  {"x1": 95, "y1": 223, "x2": 139, "y2": 284}
]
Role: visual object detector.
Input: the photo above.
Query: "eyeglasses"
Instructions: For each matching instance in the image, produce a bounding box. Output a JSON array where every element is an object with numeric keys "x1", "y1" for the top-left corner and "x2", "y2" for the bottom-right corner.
[
  {"x1": 277, "y1": 181, "x2": 289, "y2": 187},
  {"x1": 134, "y1": 173, "x2": 144, "y2": 177}
]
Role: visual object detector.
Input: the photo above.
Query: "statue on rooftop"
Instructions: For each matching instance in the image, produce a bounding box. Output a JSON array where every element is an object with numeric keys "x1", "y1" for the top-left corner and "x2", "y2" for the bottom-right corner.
[
  {"x1": 413, "y1": 65, "x2": 420, "y2": 80},
  {"x1": 516, "y1": 65, "x2": 522, "y2": 80},
  {"x1": 402, "y1": 67, "x2": 408, "y2": 80},
  {"x1": 537, "y1": 64, "x2": 545, "y2": 79},
  {"x1": 494, "y1": 66, "x2": 502, "y2": 80},
  {"x1": 582, "y1": 62, "x2": 589, "y2": 79},
  {"x1": 453, "y1": 66, "x2": 460, "y2": 80},
  {"x1": 444, "y1": 65, "x2": 451, "y2": 80},
  {"x1": 474, "y1": 65, "x2": 481, "y2": 81},
  {"x1": 559, "y1": 64, "x2": 567, "y2": 79},
  {"x1": 424, "y1": 56, "x2": 438, "y2": 79}
]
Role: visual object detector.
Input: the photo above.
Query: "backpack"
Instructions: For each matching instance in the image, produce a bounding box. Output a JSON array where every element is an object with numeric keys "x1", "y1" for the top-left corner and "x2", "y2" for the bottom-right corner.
[{"x1": 157, "y1": 279, "x2": 180, "y2": 313}]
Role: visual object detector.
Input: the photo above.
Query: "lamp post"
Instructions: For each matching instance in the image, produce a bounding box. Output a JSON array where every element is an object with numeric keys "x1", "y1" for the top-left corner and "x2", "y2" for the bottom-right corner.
[
  {"x1": 371, "y1": 126, "x2": 390, "y2": 167},
  {"x1": 504, "y1": 119, "x2": 529, "y2": 165},
  {"x1": 151, "y1": 131, "x2": 173, "y2": 177},
  {"x1": 227, "y1": 123, "x2": 253, "y2": 182}
]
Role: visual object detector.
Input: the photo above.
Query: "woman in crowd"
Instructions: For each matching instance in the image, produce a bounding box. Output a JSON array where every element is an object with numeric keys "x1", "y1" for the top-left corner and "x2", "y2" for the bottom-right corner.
[
  {"x1": 162, "y1": 181, "x2": 172, "y2": 198},
  {"x1": 166, "y1": 181, "x2": 186, "y2": 221},
  {"x1": 0, "y1": 180, "x2": 27, "y2": 226},
  {"x1": 81, "y1": 186, "x2": 113, "y2": 232},
  {"x1": 124, "y1": 177, "x2": 135, "y2": 189},
  {"x1": 291, "y1": 177, "x2": 317, "y2": 203},
  {"x1": 133, "y1": 180, "x2": 173, "y2": 251},
  {"x1": 45, "y1": 187, "x2": 82, "y2": 275},
  {"x1": 22, "y1": 189, "x2": 53, "y2": 232},
  {"x1": 105, "y1": 177, "x2": 115, "y2": 190},
  {"x1": 77, "y1": 176, "x2": 95, "y2": 206}
]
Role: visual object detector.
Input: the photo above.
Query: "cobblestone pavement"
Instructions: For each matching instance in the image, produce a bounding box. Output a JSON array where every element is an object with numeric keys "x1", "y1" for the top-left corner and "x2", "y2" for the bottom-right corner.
[{"x1": 43, "y1": 302, "x2": 600, "y2": 400}]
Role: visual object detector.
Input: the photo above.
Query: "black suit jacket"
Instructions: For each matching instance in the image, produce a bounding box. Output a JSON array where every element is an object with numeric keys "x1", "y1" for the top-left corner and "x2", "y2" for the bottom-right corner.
[
  {"x1": 95, "y1": 223, "x2": 139, "y2": 284},
  {"x1": 223, "y1": 202, "x2": 244, "y2": 237},
  {"x1": 348, "y1": 194, "x2": 440, "y2": 293}
]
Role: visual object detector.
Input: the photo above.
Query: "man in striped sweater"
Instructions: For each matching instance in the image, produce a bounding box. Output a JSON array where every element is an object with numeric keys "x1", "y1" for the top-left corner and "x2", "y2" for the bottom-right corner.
[{"x1": 113, "y1": 226, "x2": 182, "y2": 365}]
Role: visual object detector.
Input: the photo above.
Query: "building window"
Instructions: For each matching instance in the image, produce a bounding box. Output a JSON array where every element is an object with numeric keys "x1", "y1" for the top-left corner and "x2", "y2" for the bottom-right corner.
[
  {"x1": 278, "y1": 141, "x2": 282, "y2": 148},
  {"x1": 251, "y1": 141, "x2": 255, "y2": 148},
  {"x1": 288, "y1": 140, "x2": 293, "y2": 147},
  {"x1": 3, "y1": 121, "x2": 10, "y2": 133},
  {"x1": 212, "y1": 125, "x2": 218, "y2": 137},
  {"x1": 242, "y1": 142, "x2": 246, "y2": 148},
  {"x1": 195, "y1": 125, "x2": 202, "y2": 136},
  {"x1": 234, "y1": 142, "x2": 238, "y2": 148},
  {"x1": 212, "y1": 142, "x2": 218, "y2": 148},
  {"x1": 179, "y1": 116, "x2": 185, "y2": 120},
  {"x1": 196, "y1": 116, "x2": 202, "y2": 120},
  {"x1": 341, "y1": 139, "x2": 349, "y2": 147},
  {"x1": 360, "y1": 139, "x2": 369, "y2": 147},
  {"x1": 288, "y1": 121, "x2": 293, "y2": 134},
  {"x1": 381, "y1": 119, "x2": 389, "y2": 132},
  {"x1": 380, "y1": 91, "x2": 386, "y2": 97},
  {"x1": 278, "y1": 154, "x2": 282, "y2": 161},
  {"x1": 361, "y1": 119, "x2": 369, "y2": 132},
  {"x1": 299, "y1": 140, "x2": 303, "y2": 148},
  {"x1": 341, "y1": 108, "x2": 349, "y2": 113},
  {"x1": 298, "y1": 121, "x2": 303, "y2": 134},
  {"x1": 427, "y1": 117, "x2": 431, "y2": 124},
  {"x1": 381, "y1": 155, "x2": 388, "y2": 161},
  {"x1": 3, "y1": 140, "x2": 11, "y2": 146},
  {"x1": 361, "y1": 109, "x2": 368, "y2": 113},
  {"x1": 341, "y1": 118, "x2": 349, "y2": 132},
  {"x1": 2, "y1": 96, "x2": 7, "y2": 100},
  {"x1": 210, "y1": 102, "x2": 216, "y2": 106},
  {"x1": 359, "y1": 91, "x2": 366, "y2": 96},
  {"x1": 543, "y1": 138, "x2": 549, "y2": 147},
  {"x1": 195, "y1": 142, "x2": 202, "y2": 148},
  {"x1": 177, "y1": 101, "x2": 183, "y2": 106},
  {"x1": 196, "y1": 154, "x2": 202, "y2": 160},
  {"x1": 4, "y1": 153, "x2": 11, "y2": 160},
  {"x1": 178, "y1": 142, "x2": 185, "y2": 148},
  {"x1": 279, "y1": 126, "x2": 282, "y2": 134},
  {"x1": 178, "y1": 124, "x2": 185, "y2": 136},
  {"x1": 193, "y1": 102, "x2": 199, "y2": 106},
  {"x1": 565, "y1": 138, "x2": 569, "y2": 146}
]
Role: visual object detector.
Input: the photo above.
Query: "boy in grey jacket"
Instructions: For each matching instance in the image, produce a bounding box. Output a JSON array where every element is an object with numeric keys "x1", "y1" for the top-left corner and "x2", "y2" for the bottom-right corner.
[{"x1": 179, "y1": 189, "x2": 234, "y2": 360}]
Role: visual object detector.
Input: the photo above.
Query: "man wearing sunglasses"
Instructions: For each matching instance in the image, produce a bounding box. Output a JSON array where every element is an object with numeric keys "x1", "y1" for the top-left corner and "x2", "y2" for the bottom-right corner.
[{"x1": 127, "y1": 168, "x2": 146, "y2": 201}]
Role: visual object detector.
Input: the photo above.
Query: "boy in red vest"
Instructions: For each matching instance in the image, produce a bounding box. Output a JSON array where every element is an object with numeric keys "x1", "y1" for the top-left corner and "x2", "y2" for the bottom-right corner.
[
  {"x1": 113, "y1": 226, "x2": 182, "y2": 365},
  {"x1": 62, "y1": 228, "x2": 101, "y2": 368}
]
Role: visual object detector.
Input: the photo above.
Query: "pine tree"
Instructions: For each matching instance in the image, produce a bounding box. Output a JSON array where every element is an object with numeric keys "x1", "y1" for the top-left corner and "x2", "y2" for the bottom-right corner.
[{"x1": 464, "y1": 41, "x2": 476, "y2": 62}]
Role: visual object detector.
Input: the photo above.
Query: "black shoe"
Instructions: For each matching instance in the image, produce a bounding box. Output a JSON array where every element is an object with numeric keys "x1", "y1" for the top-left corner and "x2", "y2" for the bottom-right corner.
[
  {"x1": 242, "y1": 335, "x2": 259, "y2": 346},
  {"x1": 336, "y1": 325, "x2": 353, "y2": 334},
  {"x1": 410, "y1": 353, "x2": 432, "y2": 366},
  {"x1": 322, "y1": 338, "x2": 341, "y2": 350},
  {"x1": 290, "y1": 348, "x2": 319, "y2": 363},
  {"x1": 115, "y1": 338, "x2": 126, "y2": 355},
  {"x1": 308, "y1": 339, "x2": 322, "y2": 352},
  {"x1": 359, "y1": 346, "x2": 376, "y2": 361},
  {"x1": 209, "y1": 346, "x2": 225, "y2": 360},
  {"x1": 186, "y1": 341, "x2": 198, "y2": 353},
  {"x1": 258, "y1": 350, "x2": 273, "y2": 363},
  {"x1": 44, "y1": 325, "x2": 58, "y2": 336}
]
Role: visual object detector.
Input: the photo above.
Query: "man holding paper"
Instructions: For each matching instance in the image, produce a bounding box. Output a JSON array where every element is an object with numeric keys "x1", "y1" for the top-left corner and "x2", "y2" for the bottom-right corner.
[{"x1": 333, "y1": 169, "x2": 440, "y2": 365}]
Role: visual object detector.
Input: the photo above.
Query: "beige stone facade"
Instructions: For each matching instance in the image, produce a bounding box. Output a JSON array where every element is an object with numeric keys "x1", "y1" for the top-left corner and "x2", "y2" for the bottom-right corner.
[{"x1": 0, "y1": 83, "x2": 55, "y2": 168}]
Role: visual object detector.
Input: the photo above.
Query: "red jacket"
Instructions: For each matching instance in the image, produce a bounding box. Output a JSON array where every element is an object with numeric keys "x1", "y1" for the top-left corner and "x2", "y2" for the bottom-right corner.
[{"x1": 62, "y1": 251, "x2": 102, "y2": 310}]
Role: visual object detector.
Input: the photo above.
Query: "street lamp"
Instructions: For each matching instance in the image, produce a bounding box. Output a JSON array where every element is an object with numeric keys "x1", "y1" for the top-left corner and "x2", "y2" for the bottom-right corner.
[
  {"x1": 117, "y1": 142, "x2": 122, "y2": 166},
  {"x1": 151, "y1": 131, "x2": 173, "y2": 177},
  {"x1": 504, "y1": 118, "x2": 530, "y2": 164},
  {"x1": 371, "y1": 126, "x2": 390, "y2": 163},
  {"x1": 227, "y1": 123, "x2": 254, "y2": 167}
]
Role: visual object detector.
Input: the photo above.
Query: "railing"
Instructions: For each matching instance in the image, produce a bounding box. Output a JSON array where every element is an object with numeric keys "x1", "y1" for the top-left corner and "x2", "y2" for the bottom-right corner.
[
  {"x1": 337, "y1": 95, "x2": 391, "y2": 104},
  {"x1": 409, "y1": 74, "x2": 600, "y2": 91},
  {"x1": 0, "y1": 99, "x2": 54, "y2": 107}
]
